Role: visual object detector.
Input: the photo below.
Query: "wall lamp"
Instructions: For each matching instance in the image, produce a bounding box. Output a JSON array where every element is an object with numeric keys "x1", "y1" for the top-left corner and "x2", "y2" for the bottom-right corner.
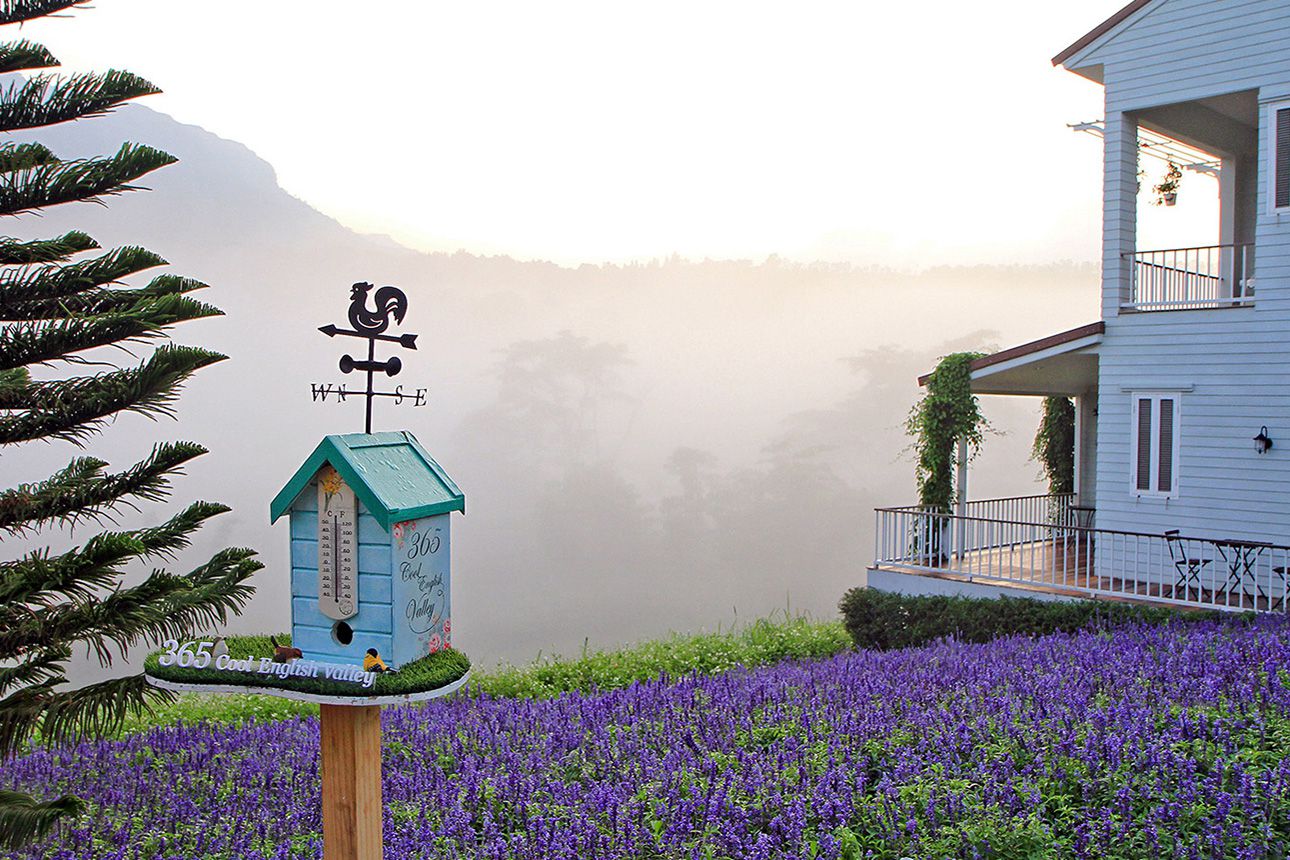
[{"x1": 1254, "y1": 426, "x2": 1274, "y2": 454}]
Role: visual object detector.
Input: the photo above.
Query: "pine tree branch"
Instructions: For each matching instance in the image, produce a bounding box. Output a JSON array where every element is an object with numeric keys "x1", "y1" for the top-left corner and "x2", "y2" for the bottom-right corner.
[
  {"x1": 0, "y1": 789, "x2": 83, "y2": 851},
  {"x1": 0, "y1": 71, "x2": 160, "y2": 133},
  {"x1": 0, "y1": 143, "x2": 176, "y2": 217},
  {"x1": 0, "y1": 40, "x2": 57, "y2": 75},
  {"x1": 1, "y1": 677, "x2": 174, "y2": 786},
  {"x1": 0, "y1": 295, "x2": 222, "y2": 368},
  {"x1": 0, "y1": 142, "x2": 56, "y2": 172},
  {"x1": 0, "y1": 501, "x2": 230, "y2": 620},
  {"x1": 0, "y1": 273, "x2": 206, "y2": 321},
  {"x1": 0, "y1": 442, "x2": 206, "y2": 534},
  {"x1": 0, "y1": 543, "x2": 260, "y2": 668},
  {"x1": 0, "y1": 231, "x2": 97, "y2": 265},
  {"x1": 0, "y1": 344, "x2": 224, "y2": 445},
  {"x1": 0, "y1": 246, "x2": 167, "y2": 314},
  {"x1": 0, "y1": 365, "x2": 25, "y2": 399},
  {"x1": 0, "y1": 645, "x2": 68, "y2": 696},
  {"x1": 0, "y1": 673, "x2": 166, "y2": 761},
  {"x1": 40, "y1": 671, "x2": 171, "y2": 750},
  {"x1": 0, "y1": 1, "x2": 88, "y2": 26}
]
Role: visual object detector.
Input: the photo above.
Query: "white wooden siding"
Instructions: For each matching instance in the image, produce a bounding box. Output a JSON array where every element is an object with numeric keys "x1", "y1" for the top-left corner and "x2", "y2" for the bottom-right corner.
[
  {"x1": 1076, "y1": 0, "x2": 1290, "y2": 112},
  {"x1": 1082, "y1": 0, "x2": 1290, "y2": 545},
  {"x1": 1095, "y1": 307, "x2": 1290, "y2": 541}
]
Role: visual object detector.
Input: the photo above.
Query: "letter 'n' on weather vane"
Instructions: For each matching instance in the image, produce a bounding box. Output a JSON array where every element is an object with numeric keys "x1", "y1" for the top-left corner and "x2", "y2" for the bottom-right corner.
[{"x1": 313, "y1": 282, "x2": 428, "y2": 433}]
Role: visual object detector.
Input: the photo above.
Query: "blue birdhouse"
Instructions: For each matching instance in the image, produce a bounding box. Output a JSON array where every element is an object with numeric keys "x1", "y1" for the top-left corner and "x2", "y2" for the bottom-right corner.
[{"x1": 269, "y1": 431, "x2": 465, "y2": 667}]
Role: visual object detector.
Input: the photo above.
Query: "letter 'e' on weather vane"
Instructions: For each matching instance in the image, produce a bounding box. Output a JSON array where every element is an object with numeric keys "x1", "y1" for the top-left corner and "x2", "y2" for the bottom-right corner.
[{"x1": 313, "y1": 282, "x2": 428, "y2": 433}]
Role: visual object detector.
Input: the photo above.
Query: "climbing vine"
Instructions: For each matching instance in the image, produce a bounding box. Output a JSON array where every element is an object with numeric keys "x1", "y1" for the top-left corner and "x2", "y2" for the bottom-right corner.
[
  {"x1": 906, "y1": 352, "x2": 987, "y2": 513},
  {"x1": 1033, "y1": 396, "x2": 1075, "y2": 495}
]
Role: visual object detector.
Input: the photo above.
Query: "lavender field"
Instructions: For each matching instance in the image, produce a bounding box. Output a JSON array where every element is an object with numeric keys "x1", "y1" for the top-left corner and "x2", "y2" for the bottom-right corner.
[{"x1": 6, "y1": 618, "x2": 1290, "y2": 860}]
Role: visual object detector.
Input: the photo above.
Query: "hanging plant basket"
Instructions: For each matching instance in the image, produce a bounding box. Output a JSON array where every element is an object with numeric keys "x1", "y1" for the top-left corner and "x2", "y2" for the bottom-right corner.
[{"x1": 1153, "y1": 160, "x2": 1182, "y2": 207}]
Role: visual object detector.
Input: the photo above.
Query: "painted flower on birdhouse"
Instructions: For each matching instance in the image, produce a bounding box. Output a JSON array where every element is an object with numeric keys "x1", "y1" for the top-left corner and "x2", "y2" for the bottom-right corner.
[
  {"x1": 443, "y1": 618, "x2": 451, "y2": 634},
  {"x1": 319, "y1": 466, "x2": 344, "y2": 496},
  {"x1": 428, "y1": 633, "x2": 442, "y2": 654}
]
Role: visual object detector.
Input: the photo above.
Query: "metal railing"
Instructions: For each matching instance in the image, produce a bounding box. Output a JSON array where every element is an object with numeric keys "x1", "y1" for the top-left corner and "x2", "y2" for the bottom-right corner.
[
  {"x1": 1124, "y1": 243, "x2": 1255, "y2": 311},
  {"x1": 873, "y1": 505, "x2": 1290, "y2": 613},
  {"x1": 884, "y1": 493, "x2": 1076, "y2": 521}
]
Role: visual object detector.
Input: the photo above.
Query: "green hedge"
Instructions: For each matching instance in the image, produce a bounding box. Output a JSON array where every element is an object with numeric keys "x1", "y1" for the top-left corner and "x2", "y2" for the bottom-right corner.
[{"x1": 838, "y1": 587, "x2": 1229, "y2": 651}]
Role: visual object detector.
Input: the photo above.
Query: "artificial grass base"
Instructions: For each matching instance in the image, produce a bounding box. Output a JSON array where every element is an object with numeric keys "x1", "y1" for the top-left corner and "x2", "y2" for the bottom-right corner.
[{"x1": 144, "y1": 634, "x2": 470, "y2": 699}]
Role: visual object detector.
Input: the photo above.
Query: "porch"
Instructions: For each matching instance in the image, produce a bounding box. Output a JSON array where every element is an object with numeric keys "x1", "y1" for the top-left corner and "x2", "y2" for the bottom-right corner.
[
  {"x1": 1121, "y1": 90, "x2": 1259, "y2": 312},
  {"x1": 872, "y1": 495, "x2": 1290, "y2": 612}
]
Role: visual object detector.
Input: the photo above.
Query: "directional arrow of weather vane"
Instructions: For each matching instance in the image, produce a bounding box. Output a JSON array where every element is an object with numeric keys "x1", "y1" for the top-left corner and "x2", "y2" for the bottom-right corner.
[{"x1": 314, "y1": 281, "x2": 427, "y2": 433}]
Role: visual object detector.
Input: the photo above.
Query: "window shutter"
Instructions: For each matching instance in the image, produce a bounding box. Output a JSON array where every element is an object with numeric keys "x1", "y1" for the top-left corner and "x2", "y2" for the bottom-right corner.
[
  {"x1": 1156, "y1": 397, "x2": 1175, "y2": 493},
  {"x1": 1136, "y1": 397, "x2": 1153, "y2": 492},
  {"x1": 1277, "y1": 107, "x2": 1290, "y2": 210}
]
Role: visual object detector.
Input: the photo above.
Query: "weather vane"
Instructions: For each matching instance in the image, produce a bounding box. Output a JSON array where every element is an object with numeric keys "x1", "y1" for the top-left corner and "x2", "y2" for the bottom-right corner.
[{"x1": 313, "y1": 281, "x2": 426, "y2": 433}]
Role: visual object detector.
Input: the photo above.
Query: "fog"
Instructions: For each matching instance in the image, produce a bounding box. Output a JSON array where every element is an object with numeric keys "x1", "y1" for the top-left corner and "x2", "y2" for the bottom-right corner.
[{"x1": 1, "y1": 106, "x2": 1100, "y2": 680}]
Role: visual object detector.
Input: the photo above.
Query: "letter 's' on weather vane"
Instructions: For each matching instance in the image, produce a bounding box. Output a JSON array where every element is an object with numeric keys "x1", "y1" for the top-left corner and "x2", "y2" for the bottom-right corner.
[{"x1": 313, "y1": 282, "x2": 427, "y2": 433}]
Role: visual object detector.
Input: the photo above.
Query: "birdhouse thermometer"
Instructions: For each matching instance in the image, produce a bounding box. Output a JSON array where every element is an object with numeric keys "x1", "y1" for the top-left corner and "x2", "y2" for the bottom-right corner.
[
  {"x1": 317, "y1": 466, "x2": 357, "y2": 619},
  {"x1": 149, "y1": 279, "x2": 469, "y2": 860}
]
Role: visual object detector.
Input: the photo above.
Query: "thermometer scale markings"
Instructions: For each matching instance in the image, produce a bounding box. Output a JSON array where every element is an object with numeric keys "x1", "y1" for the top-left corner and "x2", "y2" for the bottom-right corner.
[{"x1": 317, "y1": 472, "x2": 358, "y2": 620}]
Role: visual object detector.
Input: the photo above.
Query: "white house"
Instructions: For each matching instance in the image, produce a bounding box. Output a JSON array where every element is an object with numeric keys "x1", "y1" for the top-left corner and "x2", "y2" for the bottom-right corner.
[{"x1": 868, "y1": 0, "x2": 1290, "y2": 612}]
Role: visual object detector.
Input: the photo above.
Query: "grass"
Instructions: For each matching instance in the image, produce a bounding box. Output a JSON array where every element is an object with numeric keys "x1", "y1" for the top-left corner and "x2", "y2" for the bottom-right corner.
[
  {"x1": 121, "y1": 614, "x2": 852, "y2": 735},
  {"x1": 472, "y1": 613, "x2": 852, "y2": 698},
  {"x1": 142, "y1": 633, "x2": 471, "y2": 700}
]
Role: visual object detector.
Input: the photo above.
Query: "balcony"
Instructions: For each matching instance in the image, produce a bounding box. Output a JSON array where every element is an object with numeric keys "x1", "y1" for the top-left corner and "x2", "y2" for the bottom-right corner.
[
  {"x1": 872, "y1": 494, "x2": 1289, "y2": 612},
  {"x1": 1124, "y1": 243, "x2": 1255, "y2": 312}
]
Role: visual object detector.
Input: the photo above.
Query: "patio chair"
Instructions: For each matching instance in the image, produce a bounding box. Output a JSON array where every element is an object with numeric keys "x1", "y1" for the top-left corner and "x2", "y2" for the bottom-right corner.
[
  {"x1": 1166, "y1": 529, "x2": 1210, "y2": 595},
  {"x1": 1270, "y1": 565, "x2": 1289, "y2": 612}
]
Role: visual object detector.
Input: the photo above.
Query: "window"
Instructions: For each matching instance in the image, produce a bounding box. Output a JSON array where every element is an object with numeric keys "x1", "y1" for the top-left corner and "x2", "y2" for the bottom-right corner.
[
  {"x1": 1268, "y1": 101, "x2": 1290, "y2": 212},
  {"x1": 1130, "y1": 393, "x2": 1180, "y2": 497}
]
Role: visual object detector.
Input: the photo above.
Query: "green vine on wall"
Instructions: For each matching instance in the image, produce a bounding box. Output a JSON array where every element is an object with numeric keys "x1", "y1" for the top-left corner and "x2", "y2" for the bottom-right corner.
[
  {"x1": 1033, "y1": 396, "x2": 1075, "y2": 495},
  {"x1": 906, "y1": 352, "x2": 987, "y2": 513}
]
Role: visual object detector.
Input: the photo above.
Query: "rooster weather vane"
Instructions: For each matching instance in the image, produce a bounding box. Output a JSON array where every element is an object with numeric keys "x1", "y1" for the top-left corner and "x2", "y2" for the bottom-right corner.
[{"x1": 313, "y1": 282, "x2": 426, "y2": 433}]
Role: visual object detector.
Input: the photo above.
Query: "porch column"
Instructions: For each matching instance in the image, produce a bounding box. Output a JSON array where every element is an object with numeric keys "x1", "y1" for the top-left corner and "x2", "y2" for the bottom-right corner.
[
  {"x1": 1076, "y1": 393, "x2": 1098, "y2": 507},
  {"x1": 955, "y1": 439, "x2": 968, "y2": 559},
  {"x1": 1103, "y1": 111, "x2": 1138, "y2": 316}
]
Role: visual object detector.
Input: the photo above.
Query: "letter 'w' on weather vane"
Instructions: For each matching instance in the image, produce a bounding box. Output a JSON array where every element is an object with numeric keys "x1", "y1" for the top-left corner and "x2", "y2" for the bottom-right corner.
[{"x1": 314, "y1": 282, "x2": 428, "y2": 434}]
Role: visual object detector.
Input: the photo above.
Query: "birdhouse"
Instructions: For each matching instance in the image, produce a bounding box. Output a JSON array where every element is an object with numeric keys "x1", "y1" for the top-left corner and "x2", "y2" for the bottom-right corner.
[{"x1": 269, "y1": 431, "x2": 465, "y2": 667}]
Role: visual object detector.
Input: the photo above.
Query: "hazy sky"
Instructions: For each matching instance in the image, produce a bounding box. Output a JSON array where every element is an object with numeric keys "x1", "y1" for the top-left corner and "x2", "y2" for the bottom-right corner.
[{"x1": 20, "y1": 1, "x2": 1218, "y2": 267}]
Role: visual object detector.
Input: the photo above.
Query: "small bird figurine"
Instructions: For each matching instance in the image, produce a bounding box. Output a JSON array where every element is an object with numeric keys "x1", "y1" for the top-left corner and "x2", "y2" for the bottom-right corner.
[
  {"x1": 210, "y1": 637, "x2": 229, "y2": 660},
  {"x1": 363, "y1": 648, "x2": 389, "y2": 673},
  {"x1": 270, "y1": 635, "x2": 303, "y2": 664},
  {"x1": 347, "y1": 282, "x2": 408, "y2": 336}
]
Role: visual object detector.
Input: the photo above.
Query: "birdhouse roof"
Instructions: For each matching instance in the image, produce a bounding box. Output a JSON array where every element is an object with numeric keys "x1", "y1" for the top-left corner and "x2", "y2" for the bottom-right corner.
[{"x1": 270, "y1": 431, "x2": 465, "y2": 530}]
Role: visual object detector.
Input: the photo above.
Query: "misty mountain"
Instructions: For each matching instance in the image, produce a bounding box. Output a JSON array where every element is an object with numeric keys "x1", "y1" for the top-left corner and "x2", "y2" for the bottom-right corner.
[{"x1": 4, "y1": 105, "x2": 1100, "y2": 671}]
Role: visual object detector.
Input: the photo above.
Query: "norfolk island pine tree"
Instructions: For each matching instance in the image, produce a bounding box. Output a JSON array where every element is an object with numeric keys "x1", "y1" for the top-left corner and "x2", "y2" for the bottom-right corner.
[{"x1": 0, "y1": 1, "x2": 261, "y2": 847}]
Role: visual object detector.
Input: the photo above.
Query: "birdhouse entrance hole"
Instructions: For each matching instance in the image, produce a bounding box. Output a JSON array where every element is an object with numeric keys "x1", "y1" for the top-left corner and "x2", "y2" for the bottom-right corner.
[{"x1": 332, "y1": 621, "x2": 354, "y2": 646}]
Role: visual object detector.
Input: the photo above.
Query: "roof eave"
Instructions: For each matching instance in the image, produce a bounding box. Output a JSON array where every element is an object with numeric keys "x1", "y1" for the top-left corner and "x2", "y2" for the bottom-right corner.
[
  {"x1": 917, "y1": 322, "x2": 1105, "y2": 387},
  {"x1": 269, "y1": 436, "x2": 394, "y2": 530},
  {"x1": 1061, "y1": 63, "x2": 1105, "y2": 85},
  {"x1": 389, "y1": 498, "x2": 467, "y2": 523},
  {"x1": 1052, "y1": 0, "x2": 1153, "y2": 72}
]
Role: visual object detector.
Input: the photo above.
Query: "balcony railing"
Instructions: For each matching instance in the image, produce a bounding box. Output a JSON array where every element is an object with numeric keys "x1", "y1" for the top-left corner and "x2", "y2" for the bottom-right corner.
[
  {"x1": 1124, "y1": 243, "x2": 1254, "y2": 311},
  {"x1": 873, "y1": 500, "x2": 1289, "y2": 612},
  {"x1": 884, "y1": 493, "x2": 1077, "y2": 526}
]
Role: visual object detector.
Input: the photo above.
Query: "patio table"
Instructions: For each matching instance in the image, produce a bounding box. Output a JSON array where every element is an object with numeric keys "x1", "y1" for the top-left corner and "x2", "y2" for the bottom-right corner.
[{"x1": 1213, "y1": 538, "x2": 1273, "y2": 603}]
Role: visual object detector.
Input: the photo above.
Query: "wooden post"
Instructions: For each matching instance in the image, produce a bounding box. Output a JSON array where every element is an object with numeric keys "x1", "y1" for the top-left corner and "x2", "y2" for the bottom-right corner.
[{"x1": 320, "y1": 704, "x2": 383, "y2": 860}]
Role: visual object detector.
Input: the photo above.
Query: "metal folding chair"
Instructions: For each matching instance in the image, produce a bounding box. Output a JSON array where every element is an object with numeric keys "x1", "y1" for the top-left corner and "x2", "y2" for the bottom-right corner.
[{"x1": 1166, "y1": 529, "x2": 1210, "y2": 597}]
